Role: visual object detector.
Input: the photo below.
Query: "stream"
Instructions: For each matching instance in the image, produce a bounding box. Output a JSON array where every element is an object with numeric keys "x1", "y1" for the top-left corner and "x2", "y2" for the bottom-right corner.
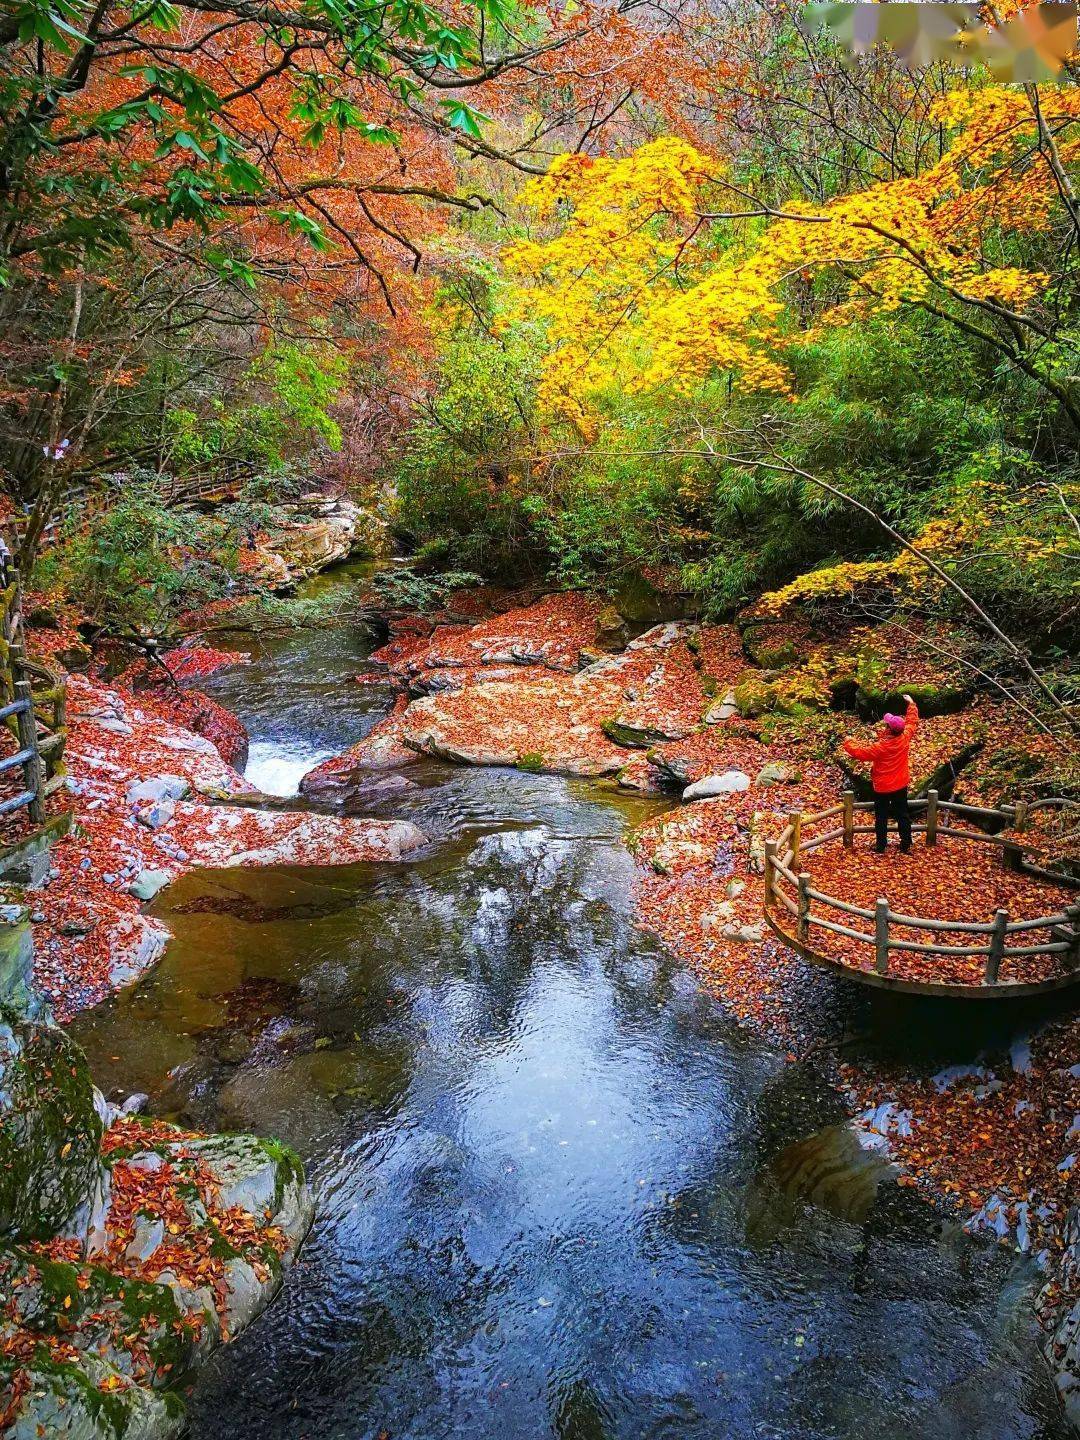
[{"x1": 70, "y1": 565, "x2": 1071, "y2": 1440}]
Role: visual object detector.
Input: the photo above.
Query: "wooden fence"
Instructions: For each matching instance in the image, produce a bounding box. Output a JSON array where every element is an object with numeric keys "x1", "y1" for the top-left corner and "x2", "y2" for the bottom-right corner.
[
  {"x1": 763, "y1": 791, "x2": 1080, "y2": 997},
  {"x1": 0, "y1": 546, "x2": 67, "y2": 829}
]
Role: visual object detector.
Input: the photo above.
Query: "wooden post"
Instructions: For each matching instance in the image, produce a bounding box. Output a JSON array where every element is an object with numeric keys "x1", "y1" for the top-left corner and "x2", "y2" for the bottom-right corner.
[
  {"x1": 925, "y1": 789, "x2": 939, "y2": 847},
  {"x1": 788, "y1": 809, "x2": 802, "y2": 869},
  {"x1": 1011, "y1": 800, "x2": 1029, "y2": 832},
  {"x1": 1002, "y1": 840, "x2": 1023, "y2": 873},
  {"x1": 1066, "y1": 905, "x2": 1080, "y2": 971},
  {"x1": 842, "y1": 789, "x2": 855, "y2": 850},
  {"x1": 984, "y1": 908, "x2": 1009, "y2": 985},
  {"x1": 15, "y1": 680, "x2": 44, "y2": 826},
  {"x1": 875, "y1": 898, "x2": 890, "y2": 975},
  {"x1": 763, "y1": 840, "x2": 778, "y2": 906},
  {"x1": 8, "y1": 641, "x2": 25, "y2": 690},
  {"x1": 797, "y1": 871, "x2": 811, "y2": 942}
]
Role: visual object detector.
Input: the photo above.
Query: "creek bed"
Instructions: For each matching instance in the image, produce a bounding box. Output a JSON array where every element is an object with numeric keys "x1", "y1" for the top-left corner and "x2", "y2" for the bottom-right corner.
[{"x1": 70, "y1": 566, "x2": 1070, "y2": 1440}]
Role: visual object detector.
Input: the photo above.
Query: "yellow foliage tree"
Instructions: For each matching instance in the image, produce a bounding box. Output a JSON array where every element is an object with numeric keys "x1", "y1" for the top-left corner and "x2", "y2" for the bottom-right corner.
[{"x1": 506, "y1": 85, "x2": 1080, "y2": 435}]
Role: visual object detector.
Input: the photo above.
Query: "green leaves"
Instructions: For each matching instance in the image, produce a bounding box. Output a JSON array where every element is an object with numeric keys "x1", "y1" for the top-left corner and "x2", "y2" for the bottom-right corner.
[
  {"x1": 269, "y1": 209, "x2": 332, "y2": 251},
  {"x1": 290, "y1": 85, "x2": 400, "y2": 147},
  {"x1": 11, "y1": 0, "x2": 89, "y2": 52},
  {"x1": 440, "y1": 99, "x2": 491, "y2": 138}
]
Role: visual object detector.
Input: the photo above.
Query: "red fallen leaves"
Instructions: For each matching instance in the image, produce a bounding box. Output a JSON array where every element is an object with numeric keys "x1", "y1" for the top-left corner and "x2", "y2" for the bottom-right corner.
[
  {"x1": 29, "y1": 826, "x2": 162, "y2": 1022},
  {"x1": 0, "y1": 1117, "x2": 289, "y2": 1407},
  {"x1": 370, "y1": 591, "x2": 611, "y2": 685},
  {"x1": 693, "y1": 625, "x2": 749, "y2": 694},
  {"x1": 958, "y1": 697, "x2": 1080, "y2": 813},
  {"x1": 795, "y1": 832, "x2": 1075, "y2": 986},
  {"x1": 837, "y1": 708, "x2": 986, "y2": 793},
  {"x1": 841, "y1": 1017, "x2": 1080, "y2": 1258},
  {"x1": 158, "y1": 644, "x2": 251, "y2": 684},
  {"x1": 174, "y1": 594, "x2": 254, "y2": 633},
  {"x1": 396, "y1": 624, "x2": 721, "y2": 775},
  {"x1": 630, "y1": 746, "x2": 1080, "y2": 1277},
  {"x1": 100, "y1": 1119, "x2": 288, "y2": 1338},
  {"x1": 301, "y1": 695, "x2": 420, "y2": 793},
  {"x1": 143, "y1": 686, "x2": 250, "y2": 771},
  {"x1": 651, "y1": 725, "x2": 776, "y2": 788},
  {"x1": 634, "y1": 787, "x2": 840, "y2": 1048}
]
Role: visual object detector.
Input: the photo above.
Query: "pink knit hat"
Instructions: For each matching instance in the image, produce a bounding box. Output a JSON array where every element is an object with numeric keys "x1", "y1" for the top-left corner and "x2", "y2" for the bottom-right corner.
[{"x1": 883, "y1": 713, "x2": 906, "y2": 734}]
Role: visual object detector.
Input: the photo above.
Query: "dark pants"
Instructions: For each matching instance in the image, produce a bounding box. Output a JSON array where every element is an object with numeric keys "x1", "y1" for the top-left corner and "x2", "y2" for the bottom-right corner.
[{"x1": 874, "y1": 787, "x2": 911, "y2": 850}]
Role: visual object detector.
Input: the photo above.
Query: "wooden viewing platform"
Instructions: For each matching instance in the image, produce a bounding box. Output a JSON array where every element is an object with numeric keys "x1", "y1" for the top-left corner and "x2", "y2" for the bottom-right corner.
[{"x1": 763, "y1": 792, "x2": 1080, "y2": 998}]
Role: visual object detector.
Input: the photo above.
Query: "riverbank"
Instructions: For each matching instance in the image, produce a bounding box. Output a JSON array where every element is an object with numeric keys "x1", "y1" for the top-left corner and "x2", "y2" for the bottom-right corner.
[
  {"x1": 286, "y1": 582, "x2": 1080, "y2": 1427},
  {"x1": 7, "y1": 570, "x2": 1079, "y2": 1433},
  {"x1": 18, "y1": 663, "x2": 426, "y2": 1019}
]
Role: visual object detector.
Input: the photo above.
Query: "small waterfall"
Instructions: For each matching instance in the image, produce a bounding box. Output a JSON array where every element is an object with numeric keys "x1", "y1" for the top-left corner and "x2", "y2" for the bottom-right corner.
[{"x1": 244, "y1": 740, "x2": 336, "y2": 798}]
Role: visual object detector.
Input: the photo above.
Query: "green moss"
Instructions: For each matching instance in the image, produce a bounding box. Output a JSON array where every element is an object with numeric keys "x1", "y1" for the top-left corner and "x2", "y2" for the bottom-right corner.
[
  {"x1": 0, "y1": 1006, "x2": 102, "y2": 1241},
  {"x1": 28, "y1": 1347, "x2": 132, "y2": 1438},
  {"x1": 258, "y1": 1136, "x2": 304, "y2": 1198},
  {"x1": 516, "y1": 752, "x2": 546, "y2": 774},
  {"x1": 33, "y1": 1256, "x2": 82, "y2": 1311},
  {"x1": 733, "y1": 673, "x2": 778, "y2": 718}
]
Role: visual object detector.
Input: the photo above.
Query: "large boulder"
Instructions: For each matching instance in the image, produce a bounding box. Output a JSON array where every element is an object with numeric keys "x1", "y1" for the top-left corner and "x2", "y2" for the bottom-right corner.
[{"x1": 0, "y1": 1006, "x2": 102, "y2": 1242}]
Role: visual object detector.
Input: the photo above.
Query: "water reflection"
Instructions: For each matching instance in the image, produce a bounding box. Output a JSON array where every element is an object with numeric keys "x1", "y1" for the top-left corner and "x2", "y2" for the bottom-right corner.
[
  {"x1": 68, "y1": 568, "x2": 1070, "y2": 1439},
  {"x1": 72, "y1": 788, "x2": 1067, "y2": 1440}
]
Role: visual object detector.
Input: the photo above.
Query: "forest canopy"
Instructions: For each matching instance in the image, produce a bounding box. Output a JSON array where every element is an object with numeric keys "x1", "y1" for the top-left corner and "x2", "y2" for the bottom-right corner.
[{"x1": 0, "y1": 0, "x2": 1077, "y2": 727}]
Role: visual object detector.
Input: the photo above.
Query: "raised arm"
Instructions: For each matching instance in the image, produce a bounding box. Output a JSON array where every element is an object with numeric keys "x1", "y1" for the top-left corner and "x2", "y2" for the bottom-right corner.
[{"x1": 902, "y1": 694, "x2": 919, "y2": 738}]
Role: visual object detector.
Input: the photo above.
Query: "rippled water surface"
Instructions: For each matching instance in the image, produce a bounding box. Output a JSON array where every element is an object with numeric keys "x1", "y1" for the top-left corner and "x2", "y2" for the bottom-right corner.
[{"x1": 70, "y1": 567, "x2": 1069, "y2": 1440}]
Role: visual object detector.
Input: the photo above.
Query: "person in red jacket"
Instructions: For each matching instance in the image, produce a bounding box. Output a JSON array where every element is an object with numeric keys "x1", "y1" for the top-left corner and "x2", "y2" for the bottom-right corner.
[{"x1": 843, "y1": 695, "x2": 919, "y2": 853}]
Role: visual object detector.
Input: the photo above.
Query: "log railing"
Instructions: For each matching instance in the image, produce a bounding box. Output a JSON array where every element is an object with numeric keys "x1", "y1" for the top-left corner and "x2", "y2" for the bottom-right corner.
[
  {"x1": 763, "y1": 791, "x2": 1080, "y2": 993},
  {"x1": 0, "y1": 546, "x2": 67, "y2": 828}
]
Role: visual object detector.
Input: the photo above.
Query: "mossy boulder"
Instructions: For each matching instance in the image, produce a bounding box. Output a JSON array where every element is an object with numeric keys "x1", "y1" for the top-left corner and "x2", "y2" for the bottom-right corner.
[
  {"x1": 602, "y1": 716, "x2": 682, "y2": 748},
  {"x1": 733, "y1": 671, "x2": 779, "y2": 718},
  {"x1": 737, "y1": 611, "x2": 818, "y2": 669},
  {"x1": 0, "y1": 1006, "x2": 102, "y2": 1242},
  {"x1": 1, "y1": 1345, "x2": 186, "y2": 1440},
  {"x1": 853, "y1": 679, "x2": 970, "y2": 720}
]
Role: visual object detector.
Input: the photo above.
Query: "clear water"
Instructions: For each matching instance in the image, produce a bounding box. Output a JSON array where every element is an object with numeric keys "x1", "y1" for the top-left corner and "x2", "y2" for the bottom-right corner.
[{"x1": 70, "y1": 565, "x2": 1069, "y2": 1440}]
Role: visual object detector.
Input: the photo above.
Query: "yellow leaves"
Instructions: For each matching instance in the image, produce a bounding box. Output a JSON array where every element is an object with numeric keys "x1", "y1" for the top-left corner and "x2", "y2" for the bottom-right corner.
[
  {"x1": 961, "y1": 267, "x2": 1050, "y2": 306},
  {"x1": 757, "y1": 559, "x2": 900, "y2": 616},
  {"x1": 505, "y1": 85, "x2": 1060, "y2": 429}
]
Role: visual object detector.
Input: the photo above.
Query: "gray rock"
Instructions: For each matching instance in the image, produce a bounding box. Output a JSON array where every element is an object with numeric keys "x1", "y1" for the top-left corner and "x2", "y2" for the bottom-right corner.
[
  {"x1": 127, "y1": 775, "x2": 190, "y2": 805},
  {"x1": 135, "y1": 798, "x2": 175, "y2": 830},
  {"x1": 125, "y1": 1215, "x2": 165, "y2": 1265},
  {"x1": 128, "y1": 868, "x2": 172, "y2": 901},
  {"x1": 722, "y1": 922, "x2": 765, "y2": 943},
  {"x1": 180, "y1": 1133, "x2": 313, "y2": 1251},
  {"x1": 5, "y1": 1348, "x2": 185, "y2": 1439},
  {"x1": 682, "y1": 770, "x2": 751, "y2": 801},
  {"x1": 755, "y1": 761, "x2": 797, "y2": 786},
  {"x1": 704, "y1": 691, "x2": 738, "y2": 725}
]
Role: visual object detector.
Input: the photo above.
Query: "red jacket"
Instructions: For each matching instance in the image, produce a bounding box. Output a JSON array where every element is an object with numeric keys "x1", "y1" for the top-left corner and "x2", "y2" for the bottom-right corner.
[{"x1": 843, "y1": 700, "x2": 919, "y2": 793}]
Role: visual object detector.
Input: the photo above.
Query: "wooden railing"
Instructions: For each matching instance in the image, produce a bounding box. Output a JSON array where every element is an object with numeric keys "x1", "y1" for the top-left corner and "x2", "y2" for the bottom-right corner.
[
  {"x1": 763, "y1": 791, "x2": 1080, "y2": 994},
  {"x1": 0, "y1": 546, "x2": 67, "y2": 829},
  {"x1": 159, "y1": 462, "x2": 254, "y2": 507}
]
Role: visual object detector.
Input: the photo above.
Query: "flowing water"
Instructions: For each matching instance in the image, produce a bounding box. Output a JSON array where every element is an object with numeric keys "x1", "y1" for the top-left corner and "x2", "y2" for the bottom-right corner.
[{"x1": 71, "y1": 565, "x2": 1070, "y2": 1440}]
